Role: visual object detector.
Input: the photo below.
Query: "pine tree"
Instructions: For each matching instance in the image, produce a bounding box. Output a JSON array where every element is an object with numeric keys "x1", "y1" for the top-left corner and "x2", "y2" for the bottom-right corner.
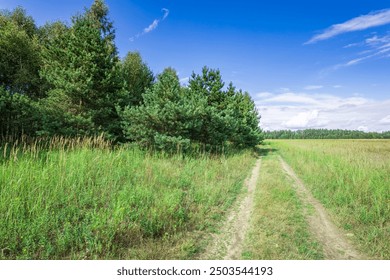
[
  {"x1": 121, "y1": 68, "x2": 206, "y2": 151},
  {"x1": 119, "y1": 51, "x2": 154, "y2": 107},
  {"x1": 188, "y1": 66, "x2": 235, "y2": 146},
  {"x1": 40, "y1": 0, "x2": 122, "y2": 138}
]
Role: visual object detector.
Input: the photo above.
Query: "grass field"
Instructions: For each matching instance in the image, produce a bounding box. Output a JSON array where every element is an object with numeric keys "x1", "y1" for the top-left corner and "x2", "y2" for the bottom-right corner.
[
  {"x1": 1, "y1": 137, "x2": 388, "y2": 260},
  {"x1": 0, "y1": 137, "x2": 257, "y2": 259},
  {"x1": 270, "y1": 139, "x2": 390, "y2": 259}
]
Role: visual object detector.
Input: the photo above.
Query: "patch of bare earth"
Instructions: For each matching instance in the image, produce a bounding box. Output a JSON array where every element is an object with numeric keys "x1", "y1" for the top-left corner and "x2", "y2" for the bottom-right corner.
[
  {"x1": 279, "y1": 156, "x2": 364, "y2": 260},
  {"x1": 200, "y1": 159, "x2": 261, "y2": 260}
]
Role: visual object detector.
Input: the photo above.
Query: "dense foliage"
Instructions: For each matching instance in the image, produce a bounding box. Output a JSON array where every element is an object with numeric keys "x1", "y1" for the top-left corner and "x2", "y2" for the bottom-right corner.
[
  {"x1": 264, "y1": 129, "x2": 390, "y2": 139},
  {"x1": 0, "y1": 1, "x2": 262, "y2": 149}
]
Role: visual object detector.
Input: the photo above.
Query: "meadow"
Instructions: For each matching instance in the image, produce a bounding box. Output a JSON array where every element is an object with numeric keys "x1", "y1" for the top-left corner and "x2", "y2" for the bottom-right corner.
[
  {"x1": 0, "y1": 137, "x2": 256, "y2": 259},
  {"x1": 270, "y1": 139, "x2": 390, "y2": 259},
  {"x1": 1, "y1": 137, "x2": 388, "y2": 260}
]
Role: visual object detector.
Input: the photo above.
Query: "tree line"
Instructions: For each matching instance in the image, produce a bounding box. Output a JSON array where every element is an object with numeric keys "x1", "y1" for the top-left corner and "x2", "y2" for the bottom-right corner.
[
  {"x1": 264, "y1": 129, "x2": 390, "y2": 139},
  {"x1": 0, "y1": 1, "x2": 262, "y2": 151}
]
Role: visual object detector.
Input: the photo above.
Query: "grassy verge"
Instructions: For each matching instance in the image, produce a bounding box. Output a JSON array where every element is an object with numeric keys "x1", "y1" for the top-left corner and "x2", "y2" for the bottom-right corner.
[
  {"x1": 242, "y1": 151, "x2": 323, "y2": 259},
  {"x1": 270, "y1": 139, "x2": 390, "y2": 259},
  {"x1": 0, "y1": 138, "x2": 256, "y2": 259}
]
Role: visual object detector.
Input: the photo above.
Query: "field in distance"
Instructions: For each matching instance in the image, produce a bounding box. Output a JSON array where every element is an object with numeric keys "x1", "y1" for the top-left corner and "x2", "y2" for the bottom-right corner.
[{"x1": 270, "y1": 139, "x2": 389, "y2": 259}]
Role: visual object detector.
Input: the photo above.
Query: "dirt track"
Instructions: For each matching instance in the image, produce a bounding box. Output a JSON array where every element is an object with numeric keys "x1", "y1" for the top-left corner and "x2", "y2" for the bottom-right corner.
[
  {"x1": 201, "y1": 156, "x2": 364, "y2": 260},
  {"x1": 279, "y1": 156, "x2": 364, "y2": 259},
  {"x1": 200, "y1": 159, "x2": 261, "y2": 260}
]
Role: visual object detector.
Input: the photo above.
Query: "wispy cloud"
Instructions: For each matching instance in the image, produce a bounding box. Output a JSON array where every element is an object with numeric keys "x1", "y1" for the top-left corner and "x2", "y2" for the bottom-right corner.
[
  {"x1": 130, "y1": 8, "x2": 170, "y2": 42},
  {"x1": 179, "y1": 77, "x2": 189, "y2": 84},
  {"x1": 143, "y1": 19, "x2": 159, "y2": 34},
  {"x1": 380, "y1": 115, "x2": 390, "y2": 124},
  {"x1": 332, "y1": 32, "x2": 390, "y2": 68},
  {"x1": 304, "y1": 85, "x2": 323, "y2": 90},
  {"x1": 162, "y1": 8, "x2": 169, "y2": 20},
  {"x1": 306, "y1": 9, "x2": 390, "y2": 44}
]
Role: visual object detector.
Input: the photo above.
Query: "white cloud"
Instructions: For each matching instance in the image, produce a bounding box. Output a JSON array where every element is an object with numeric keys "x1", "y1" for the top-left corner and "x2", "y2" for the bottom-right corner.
[
  {"x1": 262, "y1": 92, "x2": 320, "y2": 105},
  {"x1": 331, "y1": 38, "x2": 390, "y2": 68},
  {"x1": 255, "y1": 92, "x2": 274, "y2": 98},
  {"x1": 279, "y1": 87, "x2": 290, "y2": 93},
  {"x1": 283, "y1": 110, "x2": 325, "y2": 129},
  {"x1": 304, "y1": 85, "x2": 323, "y2": 90},
  {"x1": 306, "y1": 9, "x2": 390, "y2": 44},
  {"x1": 255, "y1": 91, "x2": 390, "y2": 132},
  {"x1": 357, "y1": 126, "x2": 369, "y2": 132},
  {"x1": 143, "y1": 19, "x2": 159, "y2": 33},
  {"x1": 179, "y1": 77, "x2": 189, "y2": 84},
  {"x1": 380, "y1": 115, "x2": 390, "y2": 124},
  {"x1": 130, "y1": 8, "x2": 170, "y2": 41}
]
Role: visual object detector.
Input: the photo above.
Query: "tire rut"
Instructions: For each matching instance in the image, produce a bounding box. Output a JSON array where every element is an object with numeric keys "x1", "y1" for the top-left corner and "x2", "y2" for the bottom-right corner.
[
  {"x1": 200, "y1": 158, "x2": 261, "y2": 260},
  {"x1": 279, "y1": 156, "x2": 364, "y2": 260}
]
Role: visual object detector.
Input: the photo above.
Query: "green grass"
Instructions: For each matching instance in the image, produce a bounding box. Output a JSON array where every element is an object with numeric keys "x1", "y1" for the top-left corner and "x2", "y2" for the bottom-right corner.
[
  {"x1": 270, "y1": 139, "x2": 390, "y2": 259},
  {"x1": 0, "y1": 138, "x2": 257, "y2": 259},
  {"x1": 242, "y1": 151, "x2": 323, "y2": 259}
]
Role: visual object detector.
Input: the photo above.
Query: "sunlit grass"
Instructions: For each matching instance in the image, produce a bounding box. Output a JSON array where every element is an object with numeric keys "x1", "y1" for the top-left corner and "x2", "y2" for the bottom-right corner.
[
  {"x1": 271, "y1": 139, "x2": 390, "y2": 259},
  {"x1": 0, "y1": 137, "x2": 256, "y2": 259}
]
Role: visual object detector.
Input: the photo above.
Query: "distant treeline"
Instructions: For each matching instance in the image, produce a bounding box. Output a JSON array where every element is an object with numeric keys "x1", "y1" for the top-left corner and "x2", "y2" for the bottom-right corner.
[
  {"x1": 264, "y1": 129, "x2": 390, "y2": 139},
  {"x1": 0, "y1": 1, "x2": 262, "y2": 151}
]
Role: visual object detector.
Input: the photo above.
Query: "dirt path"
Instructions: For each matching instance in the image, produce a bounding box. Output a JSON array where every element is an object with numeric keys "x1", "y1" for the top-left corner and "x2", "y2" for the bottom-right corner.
[
  {"x1": 200, "y1": 159, "x2": 261, "y2": 260},
  {"x1": 279, "y1": 156, "x2": 364, "y2": 259}
]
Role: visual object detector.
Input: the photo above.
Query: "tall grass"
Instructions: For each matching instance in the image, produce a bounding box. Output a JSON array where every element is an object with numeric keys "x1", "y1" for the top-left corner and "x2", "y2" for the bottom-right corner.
[
  {"x1": 271, "y1": 139, "x2": 390, "y2": 259},
  {"x1": 0, "y1": 137, "x2": 256, "y2": 259}
]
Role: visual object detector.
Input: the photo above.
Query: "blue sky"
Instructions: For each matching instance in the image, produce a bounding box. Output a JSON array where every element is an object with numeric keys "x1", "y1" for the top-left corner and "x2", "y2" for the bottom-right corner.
[{"x1": 1, "y1": 0, "x2": 390, "y2": 132}]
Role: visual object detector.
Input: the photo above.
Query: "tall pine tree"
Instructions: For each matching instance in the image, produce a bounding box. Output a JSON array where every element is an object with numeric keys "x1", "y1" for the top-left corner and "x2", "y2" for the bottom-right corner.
[{"x1": 41, "y1": 0, "x2": 122, "y2": 139}]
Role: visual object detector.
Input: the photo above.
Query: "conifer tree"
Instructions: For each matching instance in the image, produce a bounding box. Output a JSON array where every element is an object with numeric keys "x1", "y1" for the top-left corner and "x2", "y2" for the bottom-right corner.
[
  {"x1": 121, "y1": 68, "x2": 206, "y2": 151},
  {"x1": 120, "y1": 51, "x2": 154, "y2": 107},
  {"x1": 41, "y1": 0, "x2": 121, "y2": 138}
]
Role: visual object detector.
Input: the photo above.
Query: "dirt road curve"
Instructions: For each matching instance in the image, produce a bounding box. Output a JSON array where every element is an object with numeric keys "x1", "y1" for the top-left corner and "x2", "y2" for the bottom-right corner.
[{"x1": 279, "y1": 156, "x2": 364, "y2": 260}]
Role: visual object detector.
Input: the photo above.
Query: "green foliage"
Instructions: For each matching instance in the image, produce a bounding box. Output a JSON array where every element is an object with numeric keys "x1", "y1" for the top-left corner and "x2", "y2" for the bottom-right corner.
[
  {"x1": 0, "y1": 8, "x2": 42, "y2": 98},
  {"x1": 0, "y1": 87, "x2": 42, "y2": 138},
  {"x1": 121, "y1": 66, "x2": 262, "y2": 151},
  {"x1": 121, "y1": 68, "x2": 204, "y2": 151},
  {"x1": 40, "y1": 0, "x2": 122, "y2": 139},
  {"x1": 0, "y1": 1, "x2": 262, "y2": 149},
  {"x1": 119, "y1": 51, "x2": 154, "y2": 107},
  {"x1": 188, "y1": 67, "x2": 263, "y2": 148},
  {"x1": 228, "y1": 85, "x2": 263, "y2": 147}
]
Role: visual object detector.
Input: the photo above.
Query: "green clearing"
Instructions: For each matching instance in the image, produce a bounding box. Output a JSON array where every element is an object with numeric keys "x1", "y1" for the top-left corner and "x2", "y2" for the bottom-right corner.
[
  {"x1": 270, "y1": 139, "x2": 390, "y2": 259},
  {"x1": 0, "y1": 138, "x2": 256, "y2": 259}
]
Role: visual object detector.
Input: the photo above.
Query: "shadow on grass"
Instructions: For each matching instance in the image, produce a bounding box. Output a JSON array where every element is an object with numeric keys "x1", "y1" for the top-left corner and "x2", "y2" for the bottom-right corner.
[{"x1": 254, "y1": 146, "x2": 278, "y2": 157}]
